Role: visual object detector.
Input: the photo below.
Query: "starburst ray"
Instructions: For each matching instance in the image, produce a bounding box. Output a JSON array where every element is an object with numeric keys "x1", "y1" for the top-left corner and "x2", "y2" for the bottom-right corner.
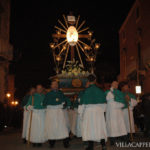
[
  {"x1": 54, "y1": 39, "x2": 67, "y2": 49},
  {"x1": 77, "y1": 20, "x2": 85, "y2": 31},
  {"x1": 78, "y1": 27, "x2": 89, "y2": 34},
  {"x1": 78, "y1": 39, "x2": 91, "y2": 49},
  {"x1": 58, "y1": 19, "x2": 68, "y2": 31},
  {"x1": 77, "y1": 42, "x2": 89, "y2": 59},
  {"x1": 75, "y1": 15, "x2": 80, "y2": 28},
  {"x1": 55, "y1": 26, "x2": 66, "y2": 33},
  {"x1": 76, "y1": 44, "x2": 84, "y2": 68},
  {"x1": 52, "y1": 48, "x2": 56, "y2": 64},
  {"x1": 63, "y1": 15, "x2": 69, "y2": 28},
  {"x1": 63, "y1": 44, "x2": 69, "y2": 69},
  {"x1": 58, "y1": 42, "x2": 68, "y2": 56}
]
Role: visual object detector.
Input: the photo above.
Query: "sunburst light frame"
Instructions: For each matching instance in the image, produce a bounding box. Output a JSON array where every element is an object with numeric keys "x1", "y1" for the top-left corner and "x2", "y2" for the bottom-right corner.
[{"x1": 50, "y1": 14, "x2": 101, "y2": 74}]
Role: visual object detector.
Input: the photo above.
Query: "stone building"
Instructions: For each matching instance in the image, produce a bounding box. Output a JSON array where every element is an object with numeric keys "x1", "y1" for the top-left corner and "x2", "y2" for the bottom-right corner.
[
  {"x1": 0, "y1": 0, "x2": 13, "y2": 102},
  {"x1": 118, "y1": 0, "x2": 150, "y2": 94}
]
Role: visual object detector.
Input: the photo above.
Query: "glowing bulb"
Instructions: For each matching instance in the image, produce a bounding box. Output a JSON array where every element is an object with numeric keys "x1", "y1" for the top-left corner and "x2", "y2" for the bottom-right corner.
[
  {"x1": 57, "y1": 30, "x2": 61, "y2": 35},
  {"x1": 88, "y1": 31, "x2": 93, "y2": 36},
  {"x1": 67, "y1": 26, "x2": 78, "y2": 46},
  {"x1": 95, "y1": 43, "x2": 100, "y2": 49},
  {"x1": 135, "y1": 85, "x2": 142, "y2": 94},
  {"x1": 6, "y1": 93, "x2": 11, "y2": 98},
  {"x1": 11, "y1": 101, "x2": 15, "y2": 105},
  {"x1": 15, "y1": 101, "x2": 19, "y2": 105},
  {"x1": 56, "y1": 55, "x2": 61, "y2": 61},
  {"x1": 84, "y1": 45, "x2": 91, "y2": 50},
  {"x1": 89, "y1": 57, "x2": 95, "y2": 62},
  {"x1": 50, "y1": 43, "x2": 55, "y2": 49},
  {"x1": 84, "y1": 46, "x2": 88, "y2": 50}
]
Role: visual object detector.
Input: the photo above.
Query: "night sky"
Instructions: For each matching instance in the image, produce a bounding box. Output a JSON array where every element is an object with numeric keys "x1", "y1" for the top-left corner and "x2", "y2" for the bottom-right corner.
[{"x1": 9, "y1": 0, "x2": 135, "y2": 98}]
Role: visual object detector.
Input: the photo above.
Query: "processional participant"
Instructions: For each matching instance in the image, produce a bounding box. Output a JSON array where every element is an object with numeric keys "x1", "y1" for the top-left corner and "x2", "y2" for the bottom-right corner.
[
  {"x1": 105, "y1": 81, "x2": 127, "y2": 145},
  {"x1": 26, "y1": 85, "x2": 46, "y2": 147},
  {"x1": 21, "y1": 87, "x2": 35, "y2": 143},
  {"x1": 68, "y1": 95, "x2": 78, "y2": 137},
  {"x1": 121, "y1": 82, "x2": 138, "y2": 138},
  {"x1": 43, "y1": 80, "x2": 71, "y2": 148},
  {"x1": 76, "y1": 81, "x2": 89, "y2": 138},
  {"x1": 79, "y1": 74, "x2": 107, "y2": 150}
]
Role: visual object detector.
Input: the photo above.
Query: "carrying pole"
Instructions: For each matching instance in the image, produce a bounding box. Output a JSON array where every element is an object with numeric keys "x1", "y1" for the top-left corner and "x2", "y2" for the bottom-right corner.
[
  {"x1": 126, "y1": 96, "x2": 133, "y2": 141},
  {"x1": 27, "y1": 96, "x2": 34, "y2": 145}
]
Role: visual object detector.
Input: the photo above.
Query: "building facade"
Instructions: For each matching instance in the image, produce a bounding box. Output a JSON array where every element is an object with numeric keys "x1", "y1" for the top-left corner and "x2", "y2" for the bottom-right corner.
[
  {"x1": 0, "y1": 0, "x2": 13, "y2": 102},
  {"x1": 119, "y1": 0, "x2": 150, "y2": 94}
]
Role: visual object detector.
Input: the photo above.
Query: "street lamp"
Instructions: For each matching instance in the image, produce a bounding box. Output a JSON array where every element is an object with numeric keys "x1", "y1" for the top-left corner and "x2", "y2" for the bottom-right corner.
[
  {"x1": 11, "y1": 101, "x2": 19, "y2": 106},
  {"x1": 6, "y1": 93, "x2": 11, "y2": 98}
]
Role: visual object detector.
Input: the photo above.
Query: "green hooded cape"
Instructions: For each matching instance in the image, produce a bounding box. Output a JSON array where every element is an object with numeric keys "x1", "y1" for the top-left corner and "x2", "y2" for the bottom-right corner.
[
  {"x1": 122, "y1": 92, "x2": 136, "y2": 109},
  {"x1": 43, "y1": 90, "x2": 71, "y2": 107},
  {"x1": 105, "y1": 89, "x2": 127, "y2": 106},
  {"x1": 80, "y1": 84, "x2": 106, "y2": 104},
  {"x1": 26, "y1": 93, "x2": 45, "y2": 109}
]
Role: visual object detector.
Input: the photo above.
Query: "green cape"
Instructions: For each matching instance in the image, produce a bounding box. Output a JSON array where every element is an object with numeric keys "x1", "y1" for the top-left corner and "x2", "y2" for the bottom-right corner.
[
  {"x1": 80, "y1": 84, "x2": 106, "y2": 104},
  {"x1": 43, "y1": 90, "x2": 71, "y2": 107},
  {"x1": 122, "y1": 92, "x2": 136, "y2": 108},
  {"x1": 26, "y1": 93, "x2": 45, "y2": 109},
  {"x1": 105, "y1": 89, "x2": 126, "y2": 106}
]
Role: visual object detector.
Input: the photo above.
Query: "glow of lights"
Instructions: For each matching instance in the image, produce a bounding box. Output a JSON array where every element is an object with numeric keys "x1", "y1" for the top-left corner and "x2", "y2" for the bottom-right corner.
[
  {"x1": 63, "y1": 45, "x2": 66, "y2": 50},
  {"x1": 11, "y1": 101, "x2": 15, "y2": 105},
  {"x1": 56, "y1": 55, "x2": 61, "y2": 61},
  {"x1": 84, "y1": 46, "x2": 88, "y2": 50},
  {"x1": 95, "y1": 43, "x2": 100, "y2": 49},
  {"x1": 11, "y1": 101, "x2": 19, "y2": 106},
  {"x1": 89, "y1": 57, "x2": 94, "y2": 62},
  {"x1": 135, "y1": 85, "x2": 142, "y2": 94},
  {"x1": 50, "y1": 43, "x2": 55, "y2": 49},
  {"x1": 6, "y1": 93, "x2": 11, "y2": 98},
  {"x1": 15, "y1": 101, "x2": 19, "y2": 105},
  {"x1": 88, "y1": 31, "x2": 93, "y2": 36},
  {"x1": 57, "y1": 30, "x2": 61, "y2": 35},
  {"x1": 66, "y1": 26, "x2": 78, "y2": 46}
]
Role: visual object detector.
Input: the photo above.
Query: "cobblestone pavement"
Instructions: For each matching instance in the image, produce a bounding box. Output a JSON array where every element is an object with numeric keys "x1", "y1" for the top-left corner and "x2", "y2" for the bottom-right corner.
[{"x1": 0, "y1": 129, "x2": 150, "y2": 150}]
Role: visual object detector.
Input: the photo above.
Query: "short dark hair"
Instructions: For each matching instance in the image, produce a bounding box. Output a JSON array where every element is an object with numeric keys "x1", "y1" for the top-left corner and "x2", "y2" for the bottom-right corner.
[
  {"x1": 87, "y1": 74, "x2": 96, "y2": 82},
  {"x1": 118, "y1": 81, "x2": 128, "y2": 90},
  {"x1": 50, "y1": 79, "x2": 59, "y2": 85},
  {"x1": 36, "y1": 84, "x2": 43, "y2": 88}
]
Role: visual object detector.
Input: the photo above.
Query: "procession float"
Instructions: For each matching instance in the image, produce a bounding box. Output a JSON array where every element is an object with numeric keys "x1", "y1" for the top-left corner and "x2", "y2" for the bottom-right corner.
[{"x1": 49, "y1": 13, "x2": 100, "y2": 96}]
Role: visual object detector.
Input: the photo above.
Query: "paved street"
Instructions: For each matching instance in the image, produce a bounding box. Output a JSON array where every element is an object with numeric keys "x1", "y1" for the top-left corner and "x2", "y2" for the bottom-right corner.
[{"x1": 0, "y1": 129, "x2": 150, "y2": 150}]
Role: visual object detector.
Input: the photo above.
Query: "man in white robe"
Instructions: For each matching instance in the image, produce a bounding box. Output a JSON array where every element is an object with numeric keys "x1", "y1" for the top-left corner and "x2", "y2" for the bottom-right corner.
[
  {"x1": 43, "y1": 80, "x2": 71, "y2": 148},
  {"x1": 21, "y1": 87, "x2": 35, "y2": 143},
  {"x1": 79, "y1": 75, "x2": 107, "y2": 150},
  {"x1": 26, "y1": 85, "x2": 46, "y2": 147},
  {"x1": 106, "y1": 81, "x2": 127, "y2": 145},
  {"x1": 121, "y1": 83, "x2": 138, "y2": 137}
]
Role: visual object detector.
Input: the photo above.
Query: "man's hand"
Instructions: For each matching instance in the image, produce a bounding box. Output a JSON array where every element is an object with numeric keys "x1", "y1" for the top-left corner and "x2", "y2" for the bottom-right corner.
[
  {"x1": 125, "y1": 95, "x2": 130, "y2": 101},
  {"x1": 27, "y1": 105, "x2": 33, "y2": 111}
]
